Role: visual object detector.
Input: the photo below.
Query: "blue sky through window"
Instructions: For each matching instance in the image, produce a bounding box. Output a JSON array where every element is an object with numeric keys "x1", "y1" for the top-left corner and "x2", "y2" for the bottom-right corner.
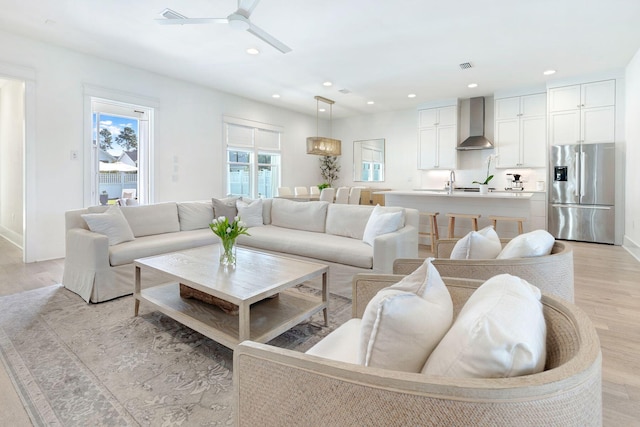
[{"x1": 93, "y1": 113, "x2": 139, "y2": 157}]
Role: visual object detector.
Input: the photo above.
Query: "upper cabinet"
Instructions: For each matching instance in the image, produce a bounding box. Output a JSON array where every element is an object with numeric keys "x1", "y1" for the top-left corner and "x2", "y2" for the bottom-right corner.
[
  {"x1": 494, "y1": 93, "x2": 546, "y2": 168},
  {"x1": 418, "y1": 105, "x2": 457, "y2": 170},
  {"x1": 548, "y1": 80, "x2": 615, "y2": 145}
]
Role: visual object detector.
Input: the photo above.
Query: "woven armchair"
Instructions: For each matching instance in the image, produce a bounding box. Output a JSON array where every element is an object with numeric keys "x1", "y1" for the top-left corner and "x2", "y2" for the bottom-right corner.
[
  {"x1": 234, "y1": 274, "x2": 601, "y2": 427},
  {"x1": 394, "y1": 239, "x2": 574, "y2": 302}
]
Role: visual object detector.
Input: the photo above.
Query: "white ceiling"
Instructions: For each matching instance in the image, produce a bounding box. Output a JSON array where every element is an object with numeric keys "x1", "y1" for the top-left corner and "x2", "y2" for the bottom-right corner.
[{"x1": 1, "y1": 0, "x2": 640, "y2": 118}]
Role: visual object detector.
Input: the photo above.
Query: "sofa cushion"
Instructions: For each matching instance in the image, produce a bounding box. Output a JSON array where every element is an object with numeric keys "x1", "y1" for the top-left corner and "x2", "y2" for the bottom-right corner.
[
  {"x1": 212, "y1": 196, "x2": 240, "y2": 220},
  {"x1": 270, "y1": 199, "x2": 329, "y2": 233},
  {"x1": 497, "y1": 230, "x2": 555, "y2": 259},
  {"x1": 305, "y1": 318, "x2": 361, "y2": 364},
  {"x1": 109, "y1": 229, "x2": 217, "y2": 266},
  {"x1": 236, "y1": 198, "x2": 264, "y2": 227},
  {"x1": 177, "y1": 201, "x2": 214, "y2": 231},
  {"x1": 362, "y1": 205, "x2": 404, "y2": 246},
  {"x1": 422, "y1": 274, "x2": 546, "y2": 378},
  {"x1": 120, "y1": 202, "x2": 180, "y2": 237},
  {"x1": 237, "y1": 225, "x2": 372, "y2": 268},
  {"x1": 358, "y1": 264, "x2": 453, "y2": 373},
  {"x1": 81, "y1": 205, "x2": 135, "y2": 246},
  {"x1": 325, "y1": 204, "x2": 373, "y2": 240},
  {"x1": 450, "y1": 226, "x2": 502, "y2": 260},
  {"x1": 390, "y1": 257, "x2": 444, "y2": 298}
]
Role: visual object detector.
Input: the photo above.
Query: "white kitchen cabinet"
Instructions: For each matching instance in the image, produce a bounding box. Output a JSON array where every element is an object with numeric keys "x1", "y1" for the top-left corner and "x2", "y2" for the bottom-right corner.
[
  {"x1": 494, "y1": 93, "x2": 546, "y2": 168},
  {"x1": 418, "y1": 105, "x2": 457, "y2": 170},
  {"x1": 548, "y1": 80, "x2": 615, "y2": 145}
]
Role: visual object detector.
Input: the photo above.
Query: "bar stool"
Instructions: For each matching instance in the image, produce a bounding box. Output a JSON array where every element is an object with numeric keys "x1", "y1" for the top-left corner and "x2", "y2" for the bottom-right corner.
[
  {"x1": 418, "y1": 212, "x2": 439, "y2": 253},
  {"x1": 489, "y1": 215, "x2": 526, "y2": 235},
  {"x1": 446, "y1": 213, "x2": 480, "y2": 238}
]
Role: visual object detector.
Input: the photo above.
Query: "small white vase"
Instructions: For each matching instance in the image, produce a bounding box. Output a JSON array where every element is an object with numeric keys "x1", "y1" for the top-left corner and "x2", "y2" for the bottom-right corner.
[{"x1": 479, "y1": 184, "x2": 489, "y2": 194}]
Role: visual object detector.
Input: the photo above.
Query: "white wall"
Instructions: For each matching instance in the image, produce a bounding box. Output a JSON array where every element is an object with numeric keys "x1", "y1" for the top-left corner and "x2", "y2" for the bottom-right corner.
[
  {"x1": 0, "y1": 79, "x2": 24, "y2": 247},
  {"x1": 0, "y1": 30, "x2": 322, "y2": 261},
  {"x1": 624, "y1": 48, "x2": 640, "y2": 258}
]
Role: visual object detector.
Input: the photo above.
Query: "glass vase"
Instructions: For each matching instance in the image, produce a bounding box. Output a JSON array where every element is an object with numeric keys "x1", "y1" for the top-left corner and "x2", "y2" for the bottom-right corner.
[{"x1": 219, "y1": 238, "x2": 237, "y2": 267}]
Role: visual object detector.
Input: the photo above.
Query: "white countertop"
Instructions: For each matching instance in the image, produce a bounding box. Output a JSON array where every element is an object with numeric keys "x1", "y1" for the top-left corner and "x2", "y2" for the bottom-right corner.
[{"x1": 378, "y1": 190, "x2": 534, "y2": 199}]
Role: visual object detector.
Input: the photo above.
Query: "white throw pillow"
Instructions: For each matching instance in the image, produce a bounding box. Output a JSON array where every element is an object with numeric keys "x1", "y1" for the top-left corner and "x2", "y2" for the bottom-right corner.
[
  {"x1": 362, "y1": 205, "x2": 404, "y2": 246},
  {"x1": 422, "y1": 274, "x2": 547, "y2": 378},
  {"x1": 450, "y1": 226, "x2": 502, "y2": 260},
  {"x1": 358, "y1": 259, "x2": 453, "y2": 373},
  {"x1": 236, "y1": 198, "x2": 263, "y2": 227},
  {"x1": 81, "y1": 205, "x2": 135, "y2": 246},
  {"x1": 497, "y1": 229, "x2": 555, "y2": 259}
]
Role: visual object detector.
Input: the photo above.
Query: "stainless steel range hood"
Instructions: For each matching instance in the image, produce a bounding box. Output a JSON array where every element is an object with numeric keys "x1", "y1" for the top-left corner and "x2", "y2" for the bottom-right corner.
[{"x1": 457, "y1": 97, "x2": 493, "y2": 150}]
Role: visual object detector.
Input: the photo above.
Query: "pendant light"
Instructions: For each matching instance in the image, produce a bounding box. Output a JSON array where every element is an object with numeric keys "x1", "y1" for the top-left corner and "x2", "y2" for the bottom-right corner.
[{"x1": 306, "y1": 96, "x2": 342, "y2": 156}]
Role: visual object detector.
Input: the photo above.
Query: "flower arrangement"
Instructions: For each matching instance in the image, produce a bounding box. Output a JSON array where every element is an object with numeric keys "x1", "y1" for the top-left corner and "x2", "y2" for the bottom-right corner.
[
  {"x1": 209, "y1": 216, "x2": 250, "y2": 265},
  {"x1": 473, "y1": 155, "x2": 495, "y2": 185}
]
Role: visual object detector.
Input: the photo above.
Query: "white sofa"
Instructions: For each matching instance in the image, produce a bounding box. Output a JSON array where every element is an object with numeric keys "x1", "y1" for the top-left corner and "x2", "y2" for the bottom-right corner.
[{"x1": 63, "y1": 198, "x2": 419, "y2": 303}]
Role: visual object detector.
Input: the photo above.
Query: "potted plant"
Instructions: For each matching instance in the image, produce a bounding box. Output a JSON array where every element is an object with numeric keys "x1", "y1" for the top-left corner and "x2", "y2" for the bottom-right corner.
[
  {"x1": 472, "y1": 155, "x2": 495, "y2": 194},
  {"x1": 99, "y1": 190, "x2": 109, "y2": 205},
  {"x1": 319, "y1": 156, "x2": 340, "y2": 187}
]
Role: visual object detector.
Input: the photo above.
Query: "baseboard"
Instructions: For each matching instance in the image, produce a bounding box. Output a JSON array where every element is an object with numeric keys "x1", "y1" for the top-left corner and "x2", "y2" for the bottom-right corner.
[
  {"x1": 622, "y1": 235, "x2": 640, "y2": 263},
  {"x1": 0, "y1": 226, "x2": 22, "y2": 250}
]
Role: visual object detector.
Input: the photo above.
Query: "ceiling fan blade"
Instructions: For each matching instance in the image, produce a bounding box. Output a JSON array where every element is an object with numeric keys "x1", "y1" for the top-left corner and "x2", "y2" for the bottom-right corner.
[
  {"x1": 247, "y1": 22, "x2": 292, "y2": 54},
  {"x1": 238, "y1": 0, "x2": 261, "y2": 16},
  {"x1": 156, "y1": 17, "x2": 228, "y2": 25}
]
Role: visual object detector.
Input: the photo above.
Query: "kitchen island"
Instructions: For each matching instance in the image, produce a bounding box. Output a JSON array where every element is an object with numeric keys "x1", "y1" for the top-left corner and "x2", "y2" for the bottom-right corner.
[{"x1": 378, "y1": 190, "x2": 547, "y2": 240}]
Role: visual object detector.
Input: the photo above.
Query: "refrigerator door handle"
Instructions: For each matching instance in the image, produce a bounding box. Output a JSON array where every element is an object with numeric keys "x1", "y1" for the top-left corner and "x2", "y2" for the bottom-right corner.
[
  {"x1": 551, "y1": 204, "x2": 612, "y2": 210},
  {"x1": 580, "y1": 151, "x2": 586, "y2": 199},
  {"x1": 574, "y1": 152, "x2": 580, "y2": 198}
]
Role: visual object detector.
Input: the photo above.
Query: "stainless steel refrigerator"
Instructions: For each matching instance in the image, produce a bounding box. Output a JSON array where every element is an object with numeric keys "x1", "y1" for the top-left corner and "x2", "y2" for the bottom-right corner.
[{"x1": 548, "y1": 143, "x2": 615, "y2": 244}]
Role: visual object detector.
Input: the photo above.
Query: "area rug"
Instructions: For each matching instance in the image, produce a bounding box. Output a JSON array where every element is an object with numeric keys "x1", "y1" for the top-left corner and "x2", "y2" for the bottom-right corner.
[{"x1": 0, "y1": 284, "x2": 352, "y2": 426}]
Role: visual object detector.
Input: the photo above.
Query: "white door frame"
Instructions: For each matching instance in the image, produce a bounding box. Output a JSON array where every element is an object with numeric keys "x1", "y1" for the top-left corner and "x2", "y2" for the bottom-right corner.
[{"x1": 83, "y1": 85, "x2": 158, "y2": 207}]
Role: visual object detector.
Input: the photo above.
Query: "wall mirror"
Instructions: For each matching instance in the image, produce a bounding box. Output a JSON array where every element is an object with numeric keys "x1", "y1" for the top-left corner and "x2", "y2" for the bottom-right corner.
[{"x1": 353, "y1": 138, "x2": 385, "y2": 182}]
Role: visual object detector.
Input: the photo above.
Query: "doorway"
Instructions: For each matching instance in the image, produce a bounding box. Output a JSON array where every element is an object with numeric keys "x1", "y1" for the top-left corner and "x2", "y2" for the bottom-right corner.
[
  {"x1": 0, "y1": 77, "x2": 25, "y2": 251},
  {"x1": 89, "y1": 98, "x2": 153, "y2": 206}
]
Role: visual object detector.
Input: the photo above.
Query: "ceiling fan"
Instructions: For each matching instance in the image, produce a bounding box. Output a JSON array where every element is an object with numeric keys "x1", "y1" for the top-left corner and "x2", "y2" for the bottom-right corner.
[{"x1": 156, "y1": 0, "x2": 292, "y2": 54}]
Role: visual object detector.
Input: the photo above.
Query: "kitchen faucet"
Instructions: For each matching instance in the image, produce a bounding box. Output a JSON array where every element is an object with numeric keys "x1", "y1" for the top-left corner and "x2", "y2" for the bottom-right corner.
[{"x1": 448, "y1": 170, "x2": 456, "y2": 194}]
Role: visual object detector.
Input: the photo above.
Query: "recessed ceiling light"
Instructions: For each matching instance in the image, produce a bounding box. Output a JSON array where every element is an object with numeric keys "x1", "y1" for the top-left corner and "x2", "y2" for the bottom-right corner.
[
  {"x1": 468, "y1": 83, "x2": 478, "y2": 88},
  {"x1": 318, "y1": 108, "x2": 326, "y2": 112},
  {"x1": 246, "y1": 48, "x2": 260, "y2": 55},
  {"x1": 408, "y1": 93, "x2": 417, "y2": 98},
  {"x1": 543, "y1": 69, "x2": 556, "y2": 76},
  {"x1": 367, "y1": 101, "x2": 375, "y2": 105},
  {"x1": 272, "y1": 94, "x2": 280, "y2": 98},
  {"x1": 323, "y1": 81, "x2": 333, "y2": 87}
]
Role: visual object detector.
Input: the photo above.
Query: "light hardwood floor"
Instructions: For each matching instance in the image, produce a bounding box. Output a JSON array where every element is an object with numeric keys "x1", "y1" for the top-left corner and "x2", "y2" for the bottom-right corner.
[{"x1": 0, "y1": 237, "x2": 639, "y2": 425}]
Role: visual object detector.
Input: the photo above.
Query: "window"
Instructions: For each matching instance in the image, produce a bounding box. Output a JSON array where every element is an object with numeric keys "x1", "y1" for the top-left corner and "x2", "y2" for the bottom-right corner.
[{"x1": 224, "y1": 117, "x2": 282, "y2": 198}]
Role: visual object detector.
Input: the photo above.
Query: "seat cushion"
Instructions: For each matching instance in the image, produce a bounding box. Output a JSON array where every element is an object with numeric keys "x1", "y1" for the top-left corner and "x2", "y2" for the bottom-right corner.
[
  {"x1": 109, "y1": 229, "x2": 217, "y2": 266},
  {"x1": 305, "y1": 318, "x2": 361, "y2": 364},
  {"x1": 237, "y1": 225, "x2": 372, "y2": 268}
]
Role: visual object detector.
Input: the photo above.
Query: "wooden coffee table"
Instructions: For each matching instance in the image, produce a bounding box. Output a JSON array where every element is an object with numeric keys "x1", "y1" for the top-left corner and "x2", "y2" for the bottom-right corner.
[{"x1": 133, "y1": 245, "x2": 329, "y2": 349}]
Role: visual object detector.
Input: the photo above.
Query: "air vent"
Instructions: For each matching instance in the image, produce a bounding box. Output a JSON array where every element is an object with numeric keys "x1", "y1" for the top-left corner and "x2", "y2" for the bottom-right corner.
[
  {"x1": 160, "y1": 8, "x2": 186, "y2": 20},
  {"x1": 338, "y1": 88, "x2": 351, "y2": 94},
  {"x1": 459, "y1": 62, "x2": 473, "y2": 70}
]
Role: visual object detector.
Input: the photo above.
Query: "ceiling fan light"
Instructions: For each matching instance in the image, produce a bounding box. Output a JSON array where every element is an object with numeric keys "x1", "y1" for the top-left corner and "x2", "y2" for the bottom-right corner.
[{"x1": 228, "y1": 14, "x2": 250, "y2": 31}]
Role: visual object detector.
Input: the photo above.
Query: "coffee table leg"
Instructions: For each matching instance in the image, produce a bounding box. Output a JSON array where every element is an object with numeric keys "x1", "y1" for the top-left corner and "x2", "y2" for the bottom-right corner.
[
  {"x1": 239, "y1": 302, "x2": 250, "y2": 342},
  {"x1": 322, "y1": 270, "x2": 328, "y2": 326},
  {"x1": 134, "y1": 265, "x2": 141, "y2": 316}
]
